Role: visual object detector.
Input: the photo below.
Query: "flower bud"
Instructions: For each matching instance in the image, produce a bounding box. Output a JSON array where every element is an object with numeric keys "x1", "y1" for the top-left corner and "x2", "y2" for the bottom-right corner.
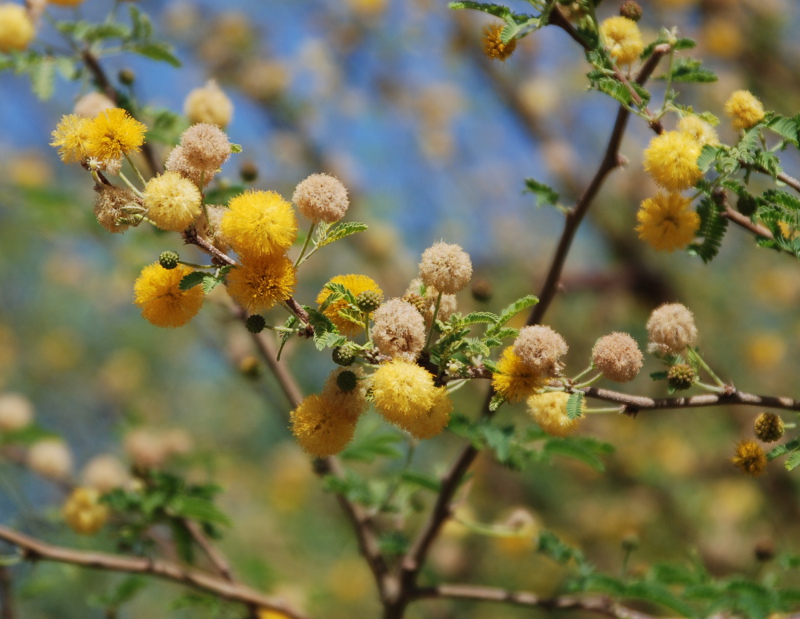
[
  {"x1": 754, "y1": 412, "x2": 784, "y2": 443},
  {"x1": 667, "y1": 363, "x2": 695, "y2": 390},
  {"x1": 159, "y1": 250, "x2": 180, "y2": 270},
  {"x1": 246, "y1": 314, "x2": 266, "y2": 334}
]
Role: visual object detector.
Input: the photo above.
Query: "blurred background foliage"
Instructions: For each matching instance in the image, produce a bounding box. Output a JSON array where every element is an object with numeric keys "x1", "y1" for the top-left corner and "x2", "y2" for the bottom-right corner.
[{"x1": 2, "y1": 0, "x2": 800, "y2": 617}]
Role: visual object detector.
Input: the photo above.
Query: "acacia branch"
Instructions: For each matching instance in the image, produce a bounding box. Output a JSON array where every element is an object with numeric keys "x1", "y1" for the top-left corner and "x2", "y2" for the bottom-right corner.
[{"x1": 0, "y1": 525, "x2": 308, "y2": 619}]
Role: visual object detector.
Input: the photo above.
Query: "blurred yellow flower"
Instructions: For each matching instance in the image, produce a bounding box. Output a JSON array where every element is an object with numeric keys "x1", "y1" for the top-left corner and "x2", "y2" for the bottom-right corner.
[{"x1": 133, "y1": 263, "x2": 204, "y2": 328}]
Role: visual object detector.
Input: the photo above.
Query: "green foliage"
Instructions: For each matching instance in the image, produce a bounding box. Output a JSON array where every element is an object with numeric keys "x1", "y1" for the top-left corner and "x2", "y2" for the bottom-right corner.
[
  {"x1": 179, "y1": 268, "x2": 230, "y2": 294},
  {"x1": 524, "y1": 178, "x2": 560, "y2": 208},
  {"x1": 766, "y1": 115, "x2": 799, "y2": 146},
  {"x1": 565, "y1": 392, "x2": 583, "y2": 420},
  {"x1": 540, "y1": 435, "x2": 614, "y2": 472},
  {"x1": 316, "y1": 221, "x2": 369, "y2": 248},
  {"x1": 688, "y1": 197, "x2": 728, "y2": 263},
  {"x1": 661, "y1": 57, "x2": 718, "y2": 83},
  {"x1": 340, "y1": 433, "x2": 405, "y2": 463}
]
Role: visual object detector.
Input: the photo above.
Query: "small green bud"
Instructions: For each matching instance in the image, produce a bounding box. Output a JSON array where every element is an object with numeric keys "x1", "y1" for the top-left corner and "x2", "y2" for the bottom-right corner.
[
  {"x1": 737, "y1": 193, "x2": 758, "y2": 217},
  {"x1": 159, "y1": 250, "x2": 180, "y2": 270},
  {"x1": 356, "y1": 290, "x2": 382, "y2": 313},
  {"x1": 621, "y1": 532, "x2": 640, "y2": 552},
  {"x1": 336, "y1": 370, "x2": 358, "y2": 392},
  {"x1": 119, "y1": 68, "x2": 135, "y2": 86},
  {"x1": 754, "y1": 539, "x2": 775, "y2": 562},
  {"x1": 619, "y1": 0, "x2": 642, "y2": 21},
  {"x1": 332, "y1": 345, "x2": 355, "y2": 366},
  {"x1": 667, "y1": 363, "x2": 695, "y2": 390},
  {"x1": 471, "y1": 278, "x2": 493, "y2": 303},
  {"x1": 402, "y1": 292, "x2": 426, "y2": 315},
  {"x1": 754, "y1": 412, "x2": 784, "y2": 443},
  {"x1": 245, "y1": 315, "x2": 266, "y2": 334},
  {"x1": 240, "y1": 161, "x2": 258, "y2": 183}
]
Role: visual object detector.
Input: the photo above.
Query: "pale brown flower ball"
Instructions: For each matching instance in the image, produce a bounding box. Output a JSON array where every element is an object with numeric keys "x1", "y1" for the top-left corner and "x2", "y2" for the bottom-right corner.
[
  {"x1": 292, "y1": 173, "x2": 350, "y2": 223},
  {"x1": 419, "y1": 242, "x2": 473, "y2": 294},
  {"x1": 0, "y1": 392, "x2": 34, "y2": 431},
  {"x1": 372, "y1": 298, "x2": 427, "y2": 362},
  {"x1": 180, "y1": 123, "x2": 231, "y2": 172},
  {"x1": 513, "y1": 325, "x2": 568, "y2": 377},
  {"x1": 646, "y1": 303, "x2": 697, "y2": 355},
  {"x1": 73, "y1": 92, "x2": 115, "y2": 118},
  {"x1": 424, "y1": 287, "x2": 457, "y2": 326},
  {"x1": 195, "y1": 203, "x2": 231, "y2": 251},
  {"x1": 165, "y1": 146, "x2": 213, "y2": 187},
  {"x1": 592, "y1": 332, "x2": 643, "y2": 383},
  {"x1": 27, "y1": 439, "x2": 73, "y2": 480},
  {"x1": 93, "y1": 185, "x2": 139, "y2": 234},
  {"x1": 184, "y1": 80, "x2": 233, "y2": 128},
  {"x1": 81, "y1": 454, "x2": 131, "y2": 493}
]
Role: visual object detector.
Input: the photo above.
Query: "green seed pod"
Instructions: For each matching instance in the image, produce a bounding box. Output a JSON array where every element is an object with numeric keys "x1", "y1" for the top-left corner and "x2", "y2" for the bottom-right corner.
[{"x1": 159, "y1": 250, "x2": 180, "y2": 270}]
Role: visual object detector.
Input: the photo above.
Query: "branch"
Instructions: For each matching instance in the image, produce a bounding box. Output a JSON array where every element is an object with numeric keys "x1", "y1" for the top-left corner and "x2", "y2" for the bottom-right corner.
[
  {"x1": 0, "y1": 566, "x2": 14, "y2": 619},
  {"x1": 181, "y1": 518, "x2": 235, "y2": 582},
  {"x1": 581, "y1": 386, "x2": 800, "y2": 414},
  {"x1": 0, "y1": 525, "x2": 309, "y2": 619},
  {"x1": 413, "y1": 584, "x2": 661, "y2": 619},
  {"x1": 722, "y1": 206, "x2": 774, "y2": 240}
]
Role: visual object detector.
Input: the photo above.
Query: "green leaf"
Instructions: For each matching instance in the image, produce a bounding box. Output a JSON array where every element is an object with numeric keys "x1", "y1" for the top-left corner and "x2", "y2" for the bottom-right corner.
[
  {"x1": 129, "y1": 43, "x2": 181, "y2": 67},
  {"x1": 697, "y1": 144, "x2": 721, "y2": 173},
  {"x1": 566, "y1": 392, "x2": 583, "y2": 420},
  {"x1": 650, "y1": 371, "x2": 669, "y2": 381},
  {"x1": 313, "y1": 331, "x2": 348, "y2": 352},
  {"x1": 459, "y1": 311, "x2": 499, "y2": 326},
  {"x1": 168, "y1": 495, "x2": 231, "y2": 527},
  {"x1": 318, "y1": 221, "x2": 369, "y2": 247},
  {"x1": 537, "y1": 530, "x2": 586, "y2": 566},
  {"x1": 688, "y1": 197, "x2": 727, "y2": 263},
  {"x1": 766, "y1": 115, "x2": 799, "y2": 146},
  {"x1": 170, "y1": 521, "x2": 195, "y2": 564},
  {"x1": 128, "y1": 5, "x2": 153, "y2": 41},
  {"x1": 542, "y1": 436, "x2": 613, "y2": 472},
  {"x1": 340, "y1": 433, "x2": 404, "y2": 463},
  {"x1": 178, "y1": 271, "x2": 221, "y2": 293},
  {"x1": 400, "y1": 471, "x2": 441, "y2": 493},
  {"x1": 0, "y1": 424, "x2": 58, "y2": 447},
  {"x1": 625, "y1": 581, "x2": 696, "y2": 616},
  {"x1": 595, "y1": 77, "x2": 633, "y2": 107},
  {"x1": 378, "y1": 531, "x2": 409, "y2": 556},
  {"x1": 523, "y1": 178, "x2": 560, "y2": 208},
  {"x1": 448, "y1": 1, "x2": 511, "y2": 19},
  {"x1": 662, "y1": 57, "x2": 717, "y2": 83},
  {"x1": 766, "y1": 438, "x2": 800, "y2": 461},
  {"x1": 30, "y1": 57, "x2": 56, "y2": 100},
  {"x1": 785, "y1": 451, "x2": 800, "y2": 471},
  {"x1": 763, "y1": 189, "x2": 800, "y2": 212},
  {"x1": 489, "y1": 295, "x2": 538, "y2": 334}
]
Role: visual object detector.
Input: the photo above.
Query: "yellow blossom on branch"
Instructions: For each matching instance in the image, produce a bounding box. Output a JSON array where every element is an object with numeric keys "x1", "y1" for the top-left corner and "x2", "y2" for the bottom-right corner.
[
  {"x1": 643, "y1": 131, "x2": 703, "y2": 192},
  {"x1": 133, "y1": 263, "x2": 204, "y2": 328},
  {"x1": 481, "y1": 23, "x2": 516, "y2": 62},
  {"x1": 220, "y1": 190, "x2": 298, "y2": 259},
  {"x1": 491, "y1": 347, "x2": 545, "y2": 403},
  {"x1": 316, "y1": 274, "x2": 382, "y2": 336},
  {"x1": 0, "y1": 5, "x2": 35, "y2": 52},
  {"x1": 599, "y1": 16, "x2": 643, "y2": 66},
  {"x1": 636, "y1": 192, "x2": 699, "y2": 252},
  {"x1": 724, "y1": 90, "x2": 765, "y2": 131},
  {"x1": 290, "y1": 394, "x2": 357, "y2": 457},
  {"x1": 85, "y1": 108, "x2": 147, "y2": 162},
  {"x1": 226, "y1": 254, "x2": 297, "y2": 313},
  {"x1": 50, "y1": 114, "x2": 93, "y2": 163}
]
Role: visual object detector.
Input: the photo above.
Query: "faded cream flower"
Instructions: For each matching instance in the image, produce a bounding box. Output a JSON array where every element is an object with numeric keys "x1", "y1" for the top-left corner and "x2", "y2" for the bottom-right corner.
[
  {"x1": 184, "y1": 80, "x2": 233, "y2": 128},
  {"x1": 419, "y1": 242, "x2": 472, "y2": 294},
  {"x1": 371, "y1": 298, "x2": 426, "y2": 362},
  {"x1": 646, "y1": 303, "x2": 697, "y2": 355},
  {"x1": 592, "y1": 332, "x2": 643, "y2": 383},
  {"x1": 513, "y1": 325, "x2": 568, "y2": 378},
  {"x1": 292, "y1": 173, "x2": 350, "y2": 223}
]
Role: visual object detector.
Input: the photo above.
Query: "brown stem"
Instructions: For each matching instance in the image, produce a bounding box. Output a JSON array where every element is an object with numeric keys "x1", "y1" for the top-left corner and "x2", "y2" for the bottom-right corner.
[
  {"x1": 0, "y1": 566, "x2": 15, "y2": 619},
  {"x1": 181, "y1": 519, "x2": 235, "y2": 582},
  {"x1": 722, "y1": 206, "x2": 774, "y2": 239},
  {"x1": 0, "y1": 525, "x2": 309, "y2": 619}
]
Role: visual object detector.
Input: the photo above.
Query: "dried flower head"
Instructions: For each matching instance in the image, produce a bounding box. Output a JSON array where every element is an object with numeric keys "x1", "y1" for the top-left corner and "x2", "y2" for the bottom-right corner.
[
  {"x1": 481, "y1": 23, "x2": 517, "y2": 61},
  {"x1": 85, "y1": 108, "x2": 147, "y2": 162},
  {"x1": 93, "y1": 185, "x2": 140, "y2": 234},
  {"x1": 732, "y1": 439, "x2": 767, "y2": 477},
  {"x1": 50, "y1": 114, "x2": 93, "y2": 163},
  {"x1": 643, "y1": 131, "x2": 703, "y2": 192},
  {"x1": 599, "y1": 16, "x2": 643, "y2": 65},
  {"x1": 195, "y1": 203, "x2": 231, "y2": 250},
  {"x1": 419, "y1": 242, "x2": 473, "y2": 294},
  {"x1": 184, "y1": 80, "x2": 233, "y2": 128},
  {"x1": 124, "y1": 429, "x2": 169, "y2": 469},
  {"x1": 592, "y1": 332, "x2": 643, "y2": 383},
  {"x1": 133, "y1": 263, "x2": 205, "y2": 328},
  {"x1": 527, "y1": 392, "x2": 582, "y2": 437},
  {"x1": 321, "y1": 366, "x2": 368, "y2": 422},
  {"x1": 492, "y1": 347, "x2": 546, "y2": 403},
  {"x1": 0, "y1": 5, "x2": 35, "y2": 53},
  {"x1": 636, "y1": 192, "x2": 700, "y2": 252},
  {"x1": 165, "y1": 146, "x2": 213, "y2": 187},
  {"x1": 677, "y1": 115, "x2": 720, "y2": 147},
  {"x1": 724, "y1": 90, "x2": 765, "y2": 131},
  {"x1": 143, "y1": 171, "x2": 203, "y2": 232},
  {"x1": 73, "y1": 92, "x2": 115, "y2": 118},
  {"x1": 81, "y1": 454, "x2": 131, "y2": 493},
  {"x1": 180, "y1": 123, "x2": 231, "y2": 172},
  {"x1": 372, "y1": 298, "x2": 427, "y2": 362},
  {"x1": 0, "y1": 392, "x2": 34, "y2": 431},
  {"x1": 225, "y1": 254, "x2": 297, "y2": 313},
  {"x1": 221, "y1": 190, "x2": 298, "y2": 259},
  {"x1": 292, "y1": 173, "x2": 350, "y2": 223},
  {"x1": 754, "y1": 412, "x2": 784, "y2": 443},
  {"x1": 646, "y1": 303, "x2": 697, "y2": 355},
  {"x1": 27, "y1": 439, "x2": 73, "y2": 480},
  {"x1": 317, "y1": 274, "x2": 383, "y2": 336},
  {"x1": 371, "y1": 360, "x2": 438, "y2": 429},
  {"x1": 513, "y1": 325, "x2": 568, "y2": 377},
  {"x1": 291, "y1": 394, "x2": 357, "y2": 457},
  {"x1": 63, "y1": 487, "x2": 109, "y2": 535}
]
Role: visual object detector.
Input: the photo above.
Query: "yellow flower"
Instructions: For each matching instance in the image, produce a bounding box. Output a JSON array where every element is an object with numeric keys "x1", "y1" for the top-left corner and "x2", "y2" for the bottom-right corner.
[
  {"x1": 732, "y1": 439, "x2": 767, "y2": 477},
  {"x1": 220, "y1": 190, "x2": 297, "y2": 259},
  {"x1": 63, "y1": 487, "x2": 109, "y2": 535},
  {"x1": 143, "y1": 172, "x2": 203, "y2": 232},
  {"x1": 599, "y1": 16, "x2": 643, "y2": 66},
  {"x1": 133, "y1": 263, "x2": 205, "y2": 328},
  {"x1": 316, "y1": 274, "x2": 382, "y2": 337},
  {"x1": 50, "y1": 114, "x2": 93, "y2": 163},
  {"x1": 371, "y1": 360, "x2": 438, "y2": 430},
  {"x1": 724, "y1": 90, "x2": 765, "y2": 131},
  {"x1": 48, "y1": 0, "x2": 86, "y2": 5},
  {"x1": 85, "y1": 108, "x2": 147, "y2": 162},
  {"x1": 0, "y1": 4, "x2": 35, "y2": 53},
  {"x1": 643, "y1": 131, "x2": 703, "y2": 191},
  {"x1": 403, "y1": 387, "x2": 453, "y2": 440},
  {"x1": 491, "y1": 347, "x2": 545, "y2": 403},
  {"x1": 636, "y1": 192, "x2": 699, "y2": 252},
  {"x1": 677, "y1": 116, "x2": 719, "y2": 147},
  {"x1": 290, "y1": 394, "x2": 357, "y2": 457},
  {"x1": 226, "y1": 254, "x2": 296, "y2": 313},
  {"x1": 481, "y1": 23, "x2": 516, "y2": 62},
  {"x1": 527, "y1": 392, "x2": 582, "y2": 437}
]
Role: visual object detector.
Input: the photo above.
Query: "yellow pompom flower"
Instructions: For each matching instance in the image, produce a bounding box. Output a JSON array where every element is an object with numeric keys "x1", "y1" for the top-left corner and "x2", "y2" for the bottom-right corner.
[
  {"x1": 371, "y1": 360, "x2": 438, "y2": 430},
  {"x1": 636, "y1": 192, "x2": 700, "y2": 252},
  {"x1": 527, "y1": 392, "x2": 582, "y2": 437},
  {"x1": 677, "y1": 116, "x2": 720, "y2": 147},
  {"x1": 481, "y1": 23, "x2": 516, "y2": 62},
  {"x1": 85, "y1": 108, "x2": 147, "y2": 162},
  {"x1": 724, "y1": 90, "x2": 765, "y2": 131},
  {"x1": 226, "y1": 254, "x2": 297, "y2": 313},
  {"x1": 404, "y1": 387, "x2": 453, "y2": 440},
  {"x1": 291, "y1": 394, "x2": 357, "y2": 457},
  {"x1": 599, "y1": 16, "x2": 643, "y2": 66},
  {"x1": 732, "y1": 439, "x2": 767, "y2": 477},
  {"x1": 316, "y1": 274, "x2": 383, "y2": 337},
  {"x1": 63, "y1": 487, "x2": 109, "y2": 535},
  {"x1": 50, "y1": 114, "x2": 93, "y2": 163},
  {"x1": 220, "y1": 190, "x2": 298, "y2": 259},
  {"x1": 491, "y1": 347, "x2": 545, "y2": 403},
  {"x1": 643, "y1": 131, "x2": 703, "y2": 192},
  {"x1": 48, "y1": 0, "x2": 86, "y2": 5},
  {"x1": 0, "y1": 4, "x2": 35, "y2": 53},
  {"x1": 143, "y1": 171, "x2": 203, "y2": 232},
  {"x1": 133, "y1": 263, "x2": 205, "y2": 328}
]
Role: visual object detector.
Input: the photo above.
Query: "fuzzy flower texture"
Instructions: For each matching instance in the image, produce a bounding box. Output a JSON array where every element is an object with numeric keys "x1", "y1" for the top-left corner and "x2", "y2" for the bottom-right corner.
[
  {"x1": 492, "y1": 325, "x2": 568, "y2": 402},
  {"x1": 134, "y1": 263, "x2": 204, "y2": 328},
  {"x1": 646, "y1": 302, "x2": 697, "y2": 356},
  {"x1": 600, "y1": 16, "x2": 643, "y2": 66},
  {"x1": 636, "y1": 192, "x2": 700, "y2": 252}
]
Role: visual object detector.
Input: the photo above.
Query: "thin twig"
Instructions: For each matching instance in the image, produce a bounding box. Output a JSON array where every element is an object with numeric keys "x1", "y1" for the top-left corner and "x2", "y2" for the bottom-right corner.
[
  {"x1": 0, "y1": 525, "x2": 309, "y2": 619},
  {"x1": 181, "y1": 519, "x2": 235, "y2": 582},
  {"x1": 721, "y1": 206, "x2": 774, "y2": 239},
  {"x1": 0, "y1": 566, "x2": 15, "y2": 619}
]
